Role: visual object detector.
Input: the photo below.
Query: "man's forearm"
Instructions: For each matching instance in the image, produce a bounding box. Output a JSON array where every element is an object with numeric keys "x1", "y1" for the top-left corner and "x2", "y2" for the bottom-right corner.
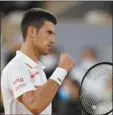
[{"x1": 33, "y1": 79, "x2": 60, "y2": 114}]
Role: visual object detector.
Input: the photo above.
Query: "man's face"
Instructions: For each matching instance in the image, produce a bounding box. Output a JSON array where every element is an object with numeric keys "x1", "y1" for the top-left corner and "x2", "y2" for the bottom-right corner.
[{"x1": 28, "y1": 21, "x2": 56, "y2": 55}]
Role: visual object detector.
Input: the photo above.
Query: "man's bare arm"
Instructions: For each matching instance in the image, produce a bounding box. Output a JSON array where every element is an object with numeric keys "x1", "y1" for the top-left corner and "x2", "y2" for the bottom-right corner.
[{"x1": 18, "y1": 79, "x2": 59, "y2": 114}]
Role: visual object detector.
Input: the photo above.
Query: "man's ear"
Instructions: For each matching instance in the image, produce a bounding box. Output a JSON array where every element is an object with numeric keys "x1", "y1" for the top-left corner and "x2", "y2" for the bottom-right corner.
[{"x1": 27, "y1": 26, "x2": 36, "y2": 39}]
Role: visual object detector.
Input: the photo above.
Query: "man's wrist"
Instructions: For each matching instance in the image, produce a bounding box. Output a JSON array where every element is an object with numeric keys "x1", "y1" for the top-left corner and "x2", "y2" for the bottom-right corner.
[{"x1": 49, "y1": 67, "x2": 67, "y2": 85}]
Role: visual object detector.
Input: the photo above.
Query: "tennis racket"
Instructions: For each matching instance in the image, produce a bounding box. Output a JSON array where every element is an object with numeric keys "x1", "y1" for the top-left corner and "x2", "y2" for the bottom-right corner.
[{"x1": 79, "y1": 62, "x2": 112, "y2": 115}]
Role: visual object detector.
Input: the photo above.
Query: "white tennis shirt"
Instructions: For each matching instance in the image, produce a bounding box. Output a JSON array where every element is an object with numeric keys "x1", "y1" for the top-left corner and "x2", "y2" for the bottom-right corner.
[{"x1": 1, "y1": 51, "x2": 52, "y2": 115}]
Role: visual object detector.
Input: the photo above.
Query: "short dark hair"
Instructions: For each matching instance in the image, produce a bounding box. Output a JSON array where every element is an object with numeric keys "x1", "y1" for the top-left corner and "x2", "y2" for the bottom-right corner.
[{"x1": 21, "y1": 8, "x2": 57, "y2": 41}]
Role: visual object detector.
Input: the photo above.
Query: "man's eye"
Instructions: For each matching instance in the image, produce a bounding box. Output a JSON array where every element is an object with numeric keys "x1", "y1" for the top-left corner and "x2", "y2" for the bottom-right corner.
[{"x1": 47, "y1": 31, "x2": 52, "y2": 34}]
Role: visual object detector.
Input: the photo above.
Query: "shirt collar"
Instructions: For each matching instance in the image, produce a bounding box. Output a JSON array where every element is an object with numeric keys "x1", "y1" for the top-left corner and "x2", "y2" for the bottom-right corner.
[{"x1": 16, "y1": 51, "x2": 46, "y2": 70}]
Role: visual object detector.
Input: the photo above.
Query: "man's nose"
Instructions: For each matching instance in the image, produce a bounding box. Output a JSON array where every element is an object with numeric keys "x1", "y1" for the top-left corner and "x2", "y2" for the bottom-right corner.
[{"x1": 50, "y1": 36, "x2": 56, "y2": 44}]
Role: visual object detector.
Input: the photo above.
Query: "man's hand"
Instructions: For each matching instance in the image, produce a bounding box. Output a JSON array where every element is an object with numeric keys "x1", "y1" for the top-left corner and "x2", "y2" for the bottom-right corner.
[{"x1": 59, "y1": 53, "x2": 75, "y2": 72}]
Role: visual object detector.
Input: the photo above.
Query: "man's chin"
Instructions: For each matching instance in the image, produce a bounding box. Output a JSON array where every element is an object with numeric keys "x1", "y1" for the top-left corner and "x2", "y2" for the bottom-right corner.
[{"x1": 42, "y1": 51, "x2": 49, "y2": 55}]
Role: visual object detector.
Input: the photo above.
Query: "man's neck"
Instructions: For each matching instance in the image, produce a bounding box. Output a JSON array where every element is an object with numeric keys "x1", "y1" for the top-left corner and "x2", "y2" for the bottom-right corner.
[{"x1": 20, "y1": 42, "x2": 40, "y2": 63}]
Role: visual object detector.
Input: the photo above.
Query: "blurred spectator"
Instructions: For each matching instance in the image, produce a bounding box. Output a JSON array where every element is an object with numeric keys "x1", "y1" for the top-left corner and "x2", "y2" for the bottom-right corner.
[
  {"x1": 57, "y1": 77, "x2": 82, "y2": 115},
  {"x1": 70, "y1": 47, "x2": 98, "y2": 84},
  {"x1": 84, "y1": 10, "x2": 112, "y2": 25}
]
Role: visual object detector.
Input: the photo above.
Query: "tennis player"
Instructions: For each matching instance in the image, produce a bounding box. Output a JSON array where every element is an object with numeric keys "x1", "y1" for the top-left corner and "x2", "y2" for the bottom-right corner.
[{"x1": 1, "y1": 8, "x2": 75, "y2": 115}]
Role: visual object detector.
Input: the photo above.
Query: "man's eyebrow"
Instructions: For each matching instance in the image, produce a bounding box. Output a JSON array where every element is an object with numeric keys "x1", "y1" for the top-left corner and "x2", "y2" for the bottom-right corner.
[{"x1": 48, "y1": 30, "x2": 56, "y2": 35}]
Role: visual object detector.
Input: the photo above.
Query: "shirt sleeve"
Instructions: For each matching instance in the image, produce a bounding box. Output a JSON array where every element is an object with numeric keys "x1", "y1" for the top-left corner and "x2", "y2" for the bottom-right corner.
[{"x1": 10, "y1": 64, "x2": 36, "y2": 99}]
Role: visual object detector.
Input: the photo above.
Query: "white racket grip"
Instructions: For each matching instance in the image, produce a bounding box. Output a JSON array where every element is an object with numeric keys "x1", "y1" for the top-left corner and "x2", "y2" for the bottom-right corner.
[{"x1": 49, "y1": 67, "x2": 67, "y2": 85}]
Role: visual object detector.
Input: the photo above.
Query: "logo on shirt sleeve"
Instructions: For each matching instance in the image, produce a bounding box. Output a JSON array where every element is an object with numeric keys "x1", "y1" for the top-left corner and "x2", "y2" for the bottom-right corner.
[
  {"x1": 12, "y1": 78, "x2": 25, "y2": 91},
  {"x1": 13, "y1": 78, "x2": 24, "y2": 84}
]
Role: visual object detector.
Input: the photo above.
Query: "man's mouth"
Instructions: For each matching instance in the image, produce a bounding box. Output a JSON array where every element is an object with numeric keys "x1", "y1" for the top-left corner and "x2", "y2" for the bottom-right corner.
[{"x1": 47, "y1": 45, "x2": 52, "y2": 50}]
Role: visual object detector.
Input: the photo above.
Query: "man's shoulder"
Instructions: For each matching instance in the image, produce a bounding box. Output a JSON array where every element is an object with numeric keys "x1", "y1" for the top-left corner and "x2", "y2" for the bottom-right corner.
[
  {"x1": 2, "y1": 56, "x2": 23, "y2": 74},
  {"x1": 1, "y1": 56, "x2": 21, "y2": 88}
]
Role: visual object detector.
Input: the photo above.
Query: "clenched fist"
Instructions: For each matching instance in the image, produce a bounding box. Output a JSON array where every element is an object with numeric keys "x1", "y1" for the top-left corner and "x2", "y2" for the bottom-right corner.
[{"x1": 58, "y1": 53, "x2": 75, "y2": 72}]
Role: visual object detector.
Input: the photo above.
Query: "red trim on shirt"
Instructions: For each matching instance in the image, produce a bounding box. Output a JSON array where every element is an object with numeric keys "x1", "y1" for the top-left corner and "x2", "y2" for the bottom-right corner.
[
  {"x1": 34, "y1": 85, "x2": 38, "y2": 88},
  {"x1": 31, "y1": 72, "x2": 39, "y2": 78},
  {"x1": 25, "y1": 63, "x2": 32, "y2": 69}
]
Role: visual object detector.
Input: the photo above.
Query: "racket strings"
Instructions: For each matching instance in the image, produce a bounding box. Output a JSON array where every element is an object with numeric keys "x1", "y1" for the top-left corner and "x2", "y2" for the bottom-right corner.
[{"x1": 80, "y1": 64, "x2": 112, "y2": 115}]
